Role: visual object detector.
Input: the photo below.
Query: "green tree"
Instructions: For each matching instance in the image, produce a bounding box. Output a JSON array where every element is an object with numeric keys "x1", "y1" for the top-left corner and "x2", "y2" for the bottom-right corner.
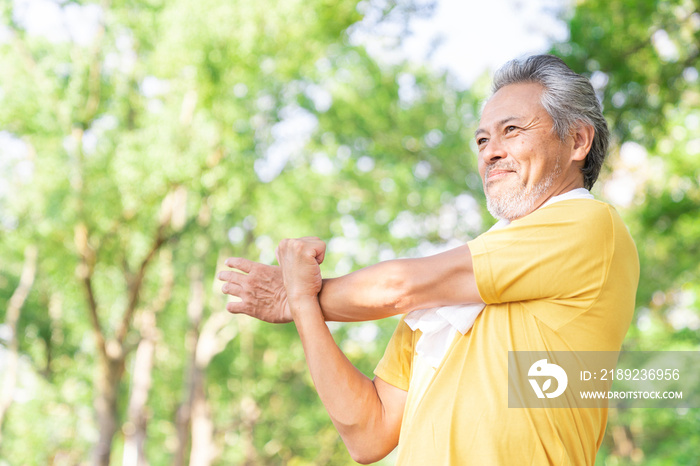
[{"x1": 0, "y1": 0, "x2": 484, "y2": 464}]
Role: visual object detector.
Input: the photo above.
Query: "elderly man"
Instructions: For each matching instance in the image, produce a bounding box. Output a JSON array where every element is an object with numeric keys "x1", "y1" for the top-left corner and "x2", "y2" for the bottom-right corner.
[{"x1": 218, "y1": 55, "x2": 639, "y2": 465}]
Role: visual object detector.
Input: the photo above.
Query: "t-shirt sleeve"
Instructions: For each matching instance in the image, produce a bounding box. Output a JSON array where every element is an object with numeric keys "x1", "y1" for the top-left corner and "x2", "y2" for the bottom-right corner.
[
  {"x1": 467, "y1": 200, "x2": 615, "y2": 330},
  {"x1": 373, "y1": 316, "x2": 415, "y2": 391}
]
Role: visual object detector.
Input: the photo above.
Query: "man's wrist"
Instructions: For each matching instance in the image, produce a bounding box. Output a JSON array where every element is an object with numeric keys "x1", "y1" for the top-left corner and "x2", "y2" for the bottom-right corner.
[{"x1": 289, "y1": 294, "x2": 322, "y2": 319}]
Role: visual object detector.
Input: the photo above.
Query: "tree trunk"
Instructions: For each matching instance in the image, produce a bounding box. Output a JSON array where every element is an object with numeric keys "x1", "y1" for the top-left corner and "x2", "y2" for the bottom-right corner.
[
  {"x1": 174, "y1": 266, "x2": 205, "y2": 466},
  {"x1": 185, "y1": 266, "x2": 218, "y2": 466},
  {"x1": 122, "y1": 324, "x2": 155, "y2": 466},
  {"x1": 174, "y1": 402, "x2": 190, "y2": 466},
  {"x1": 93, "y1": 349, "x2": 125, "y2": 466},
  {"x1": 0, "y1": 246, "x2": 38, "y2": 445},
  {"x1": 123, "y1": 249, "x2": 173, "y2": 465},
  {"x1": 175, "y1": 263, "x2": 238, "y2": 466},
  {"x1": 189, "y1": 364, "x2": 214, "y2": 466}
]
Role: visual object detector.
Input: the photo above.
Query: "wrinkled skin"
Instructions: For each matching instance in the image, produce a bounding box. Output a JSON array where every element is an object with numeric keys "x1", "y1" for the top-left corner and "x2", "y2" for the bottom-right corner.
[{"x1": 218, "y1": 257, "x2": 291, "y2": 323}]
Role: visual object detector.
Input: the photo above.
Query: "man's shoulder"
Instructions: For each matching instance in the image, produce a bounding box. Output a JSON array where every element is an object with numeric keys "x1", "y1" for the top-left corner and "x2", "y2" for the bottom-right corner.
[
  {"x1": 534, "y1": 199, "x2": 637, "y2": 253},
  {"x1": 475, "y1": 199, "x2": 630, "y2": 246},
  {"x1": 541, "y1": 197, "x2": 613, "y2": 214},
  {"x1": 529, "y1": 198, "x2": 622, "y2": 228},
  {"x1": 491, "y1": 199, "x2": 629, "y2": 248}
]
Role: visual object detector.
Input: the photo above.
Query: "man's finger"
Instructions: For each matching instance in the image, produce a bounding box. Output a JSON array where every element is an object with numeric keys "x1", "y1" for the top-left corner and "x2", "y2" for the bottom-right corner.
[
  {"x1": 224, "y1": 257, "x2": 254, "y2": 273},
  {"x1": 221, "y1": 281, "x2": 243, "y2": 296},
  {"x1": 315, "y1": 243, "x2": 326, "y2": 264},
  {"x1": 226, "y1": 300, "x2": 249, "y2": 315},
  {"x1": 306, "y1": 238, "x2": 326, "y2": 264},
  {"x1": 217, "y1": 270, "x2": 248, "y2": 283}
]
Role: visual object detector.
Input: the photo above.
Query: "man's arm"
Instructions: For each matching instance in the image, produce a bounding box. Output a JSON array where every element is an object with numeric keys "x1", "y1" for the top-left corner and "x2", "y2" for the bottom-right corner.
[
  {"x1": 219, "y1": 243, "x2": 482, "y2": 323},
  {"x1": 276, "y1": 237, "x2": 407, "y2": 463},
  {"x1": 319, "y1": 243, "x2": 482, "y2": 321}
]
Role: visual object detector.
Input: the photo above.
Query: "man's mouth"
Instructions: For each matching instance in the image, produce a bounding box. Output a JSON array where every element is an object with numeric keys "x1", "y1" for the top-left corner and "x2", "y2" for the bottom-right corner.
[{"x1": 486, "y1": 169, "x2": 515, "y2": 183}]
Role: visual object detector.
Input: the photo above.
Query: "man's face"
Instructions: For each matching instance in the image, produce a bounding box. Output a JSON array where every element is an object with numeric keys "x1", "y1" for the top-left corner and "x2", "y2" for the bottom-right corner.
[{"x1": 475, "y1": 82, "x2": 572, "y2": 221}]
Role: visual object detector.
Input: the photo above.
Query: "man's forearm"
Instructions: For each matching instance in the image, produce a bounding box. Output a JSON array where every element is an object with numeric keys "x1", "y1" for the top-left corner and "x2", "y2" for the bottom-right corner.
[
  {"x1": 274, "y1": 237, "x2": 403, "y2": 463},
  {"x1": 318, "y1": 244, "x2": 483, "y2": 322},
  {"x1": 318, "y1": 261, "x2": 406, "y2": 322},
  {"x1": 291, "y1": 296, "x2": 402, "y2": 462}
]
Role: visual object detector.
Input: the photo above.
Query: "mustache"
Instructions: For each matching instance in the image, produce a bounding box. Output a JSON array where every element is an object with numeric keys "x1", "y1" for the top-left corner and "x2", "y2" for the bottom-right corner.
[{"x1": 485, "y1": 162, "x2": 519, "y2": 177}]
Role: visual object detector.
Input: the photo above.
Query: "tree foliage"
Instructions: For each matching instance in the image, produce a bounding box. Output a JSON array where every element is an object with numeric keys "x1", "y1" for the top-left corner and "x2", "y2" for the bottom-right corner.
[
  {"x1": 0, "y1": 0, "x2": 481, "y2": 464},
  {"x1": 0, "y1": 0, "x2": 698, "y2": 464}
]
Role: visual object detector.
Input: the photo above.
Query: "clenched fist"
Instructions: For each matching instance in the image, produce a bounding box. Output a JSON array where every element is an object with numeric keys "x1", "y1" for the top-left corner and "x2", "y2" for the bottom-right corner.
[{"x1": 275, "y1": 237, "x2": 326, "y2": 305}]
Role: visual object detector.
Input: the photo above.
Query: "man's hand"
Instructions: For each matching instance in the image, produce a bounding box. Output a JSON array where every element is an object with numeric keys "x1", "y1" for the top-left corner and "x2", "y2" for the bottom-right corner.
[
  {"x1": 218, "y1": 258, "x2": 292, "y2": 323},
  {"x1": 274, "y1": 237, "x2": 326, "y2": 311}
]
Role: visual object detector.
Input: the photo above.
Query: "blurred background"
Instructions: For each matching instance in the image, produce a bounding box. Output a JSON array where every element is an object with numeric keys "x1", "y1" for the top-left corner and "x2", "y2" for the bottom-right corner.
[{"x1": 0, "y1": 0, "x2": 698, "y2": 464}]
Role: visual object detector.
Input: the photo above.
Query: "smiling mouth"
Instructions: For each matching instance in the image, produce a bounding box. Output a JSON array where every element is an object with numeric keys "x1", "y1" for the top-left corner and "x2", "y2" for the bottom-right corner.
[{"x1": 486, "y1": 169, "x2": 514, "y2": 183}]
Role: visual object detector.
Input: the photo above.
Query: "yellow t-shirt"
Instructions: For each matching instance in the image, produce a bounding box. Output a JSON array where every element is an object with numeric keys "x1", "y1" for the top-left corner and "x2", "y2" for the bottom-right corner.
[{"x1": 374, "y1": 199, "x2": 639, "y2": 465}]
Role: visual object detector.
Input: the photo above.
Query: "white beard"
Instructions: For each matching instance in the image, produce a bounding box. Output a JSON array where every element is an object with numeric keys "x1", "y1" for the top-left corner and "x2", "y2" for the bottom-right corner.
[{"x1": 484, "y1": 159, "x2": 562, "y2": 221}]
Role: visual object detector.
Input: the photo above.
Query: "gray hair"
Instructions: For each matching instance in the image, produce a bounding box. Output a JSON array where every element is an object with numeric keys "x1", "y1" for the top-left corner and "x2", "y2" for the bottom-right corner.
[{"x1": 491, "y1": 55, "x2": 609, "y2": 190}]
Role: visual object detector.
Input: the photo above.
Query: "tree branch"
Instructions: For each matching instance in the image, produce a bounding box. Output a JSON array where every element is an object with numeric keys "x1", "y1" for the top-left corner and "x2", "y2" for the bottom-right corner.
[
  {"x1": 75, "y1": 223, "x2": 107, "y2": 359},
  {"x1": 116, "y1": 187, "x2": 197, "y2": 346},
  {"x1": 116, "y1": 224, "x2": 167, "y2": 345}
]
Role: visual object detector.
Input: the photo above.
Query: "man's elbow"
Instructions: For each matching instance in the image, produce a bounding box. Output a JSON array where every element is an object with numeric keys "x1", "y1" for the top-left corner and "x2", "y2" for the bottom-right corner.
[
  {"x1": 378, "y1": 260, "x2": 417, "y2": 314},
  {"x1": 348, "y1": 450, "x2": 377, "y2": 465},
  {"x1": 338, "y1": 421, "x2": 397, "y2": 464},
  {"x1": 352, "y1": 454, "x2": 382, "y2": 465},
  {"x1": 346, "y1": 443, "x2": 392, "y2": 465}
]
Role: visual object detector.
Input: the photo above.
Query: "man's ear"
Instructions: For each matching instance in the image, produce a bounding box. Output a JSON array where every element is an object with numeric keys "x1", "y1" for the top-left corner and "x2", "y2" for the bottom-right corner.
[{"x1": 571, "y1": 122, "x2": 595, "y2": 162}]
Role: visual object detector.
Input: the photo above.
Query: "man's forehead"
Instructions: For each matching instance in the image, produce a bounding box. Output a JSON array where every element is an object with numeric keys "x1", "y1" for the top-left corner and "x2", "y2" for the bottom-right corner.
[
  {"x1": 477, "y1": 83, "x2": 545, "y2": 130},
  {"x1": 475, "y1": 116, "x2": 524, "y2": 137}
]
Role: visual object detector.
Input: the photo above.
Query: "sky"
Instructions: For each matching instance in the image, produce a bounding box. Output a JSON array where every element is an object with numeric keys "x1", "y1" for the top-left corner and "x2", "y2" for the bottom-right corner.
[{"x1": 360, "y1": 0, "x2": 572, "y2": 88}]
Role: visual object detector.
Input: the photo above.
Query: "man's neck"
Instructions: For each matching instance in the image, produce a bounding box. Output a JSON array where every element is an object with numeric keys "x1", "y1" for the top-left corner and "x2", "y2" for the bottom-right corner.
[{"x1": 505, "y1": 185, "x2": 591, "y2": 223}]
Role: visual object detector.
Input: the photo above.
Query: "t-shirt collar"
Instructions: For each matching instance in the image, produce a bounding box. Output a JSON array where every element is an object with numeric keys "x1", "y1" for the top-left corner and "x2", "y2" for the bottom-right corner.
[{"x1": 491, "y1": 188, "x2": 593, "y2": 230}]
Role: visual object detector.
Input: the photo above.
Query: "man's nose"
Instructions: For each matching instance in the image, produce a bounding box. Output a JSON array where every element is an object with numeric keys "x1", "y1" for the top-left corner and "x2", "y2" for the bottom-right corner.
[{"x1": 481, "y1": 137, "x2": 506, "y2": 164}]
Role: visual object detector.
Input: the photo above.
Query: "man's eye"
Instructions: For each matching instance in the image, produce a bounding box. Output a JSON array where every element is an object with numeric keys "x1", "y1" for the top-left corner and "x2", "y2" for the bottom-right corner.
[
  {"x1": 477, "y1": 138, "x2": 488, "y2": 145},
  {"x1": 505, "y1": 125, "x2": 517, "y2": 133}
]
